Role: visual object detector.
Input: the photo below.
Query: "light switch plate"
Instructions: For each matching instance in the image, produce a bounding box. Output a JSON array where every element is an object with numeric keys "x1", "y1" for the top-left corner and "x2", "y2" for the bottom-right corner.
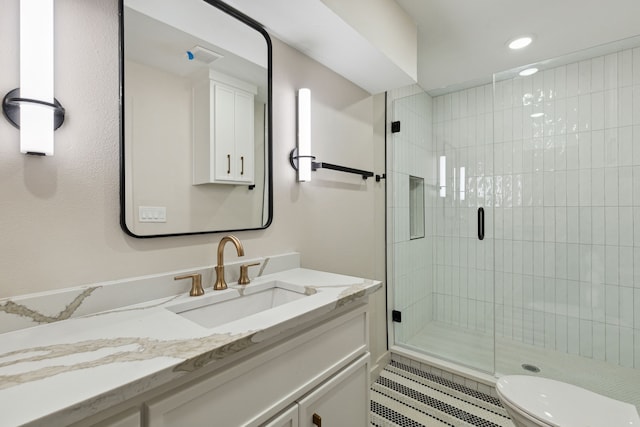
[{"x1": 139, "y1": 206, "x2": 166, "y2": 223}]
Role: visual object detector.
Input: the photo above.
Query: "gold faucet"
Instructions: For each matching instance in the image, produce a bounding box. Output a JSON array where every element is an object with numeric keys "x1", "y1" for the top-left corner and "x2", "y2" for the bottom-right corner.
[{"x1": 214, "y1": 235, "x2": 245, "y2": 290}]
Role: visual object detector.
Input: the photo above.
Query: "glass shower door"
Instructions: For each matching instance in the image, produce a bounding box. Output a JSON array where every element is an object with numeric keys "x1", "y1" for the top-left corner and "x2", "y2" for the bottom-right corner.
[{"x1": 390, "y1": 88, "x2": 495, "y2": 373}]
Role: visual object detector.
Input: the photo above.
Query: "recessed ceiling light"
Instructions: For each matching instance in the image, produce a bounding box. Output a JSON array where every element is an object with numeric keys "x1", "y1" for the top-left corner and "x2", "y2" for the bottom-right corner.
[
  {"x1": 508, "y1": 36, "x2": 533, "y2": 50},
  {"x1": 519, "y1": 67, "x2": 538, "y2": 77}
]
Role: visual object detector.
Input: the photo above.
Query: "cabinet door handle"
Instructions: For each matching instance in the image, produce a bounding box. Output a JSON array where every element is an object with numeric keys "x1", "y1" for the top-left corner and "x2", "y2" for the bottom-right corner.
[
  {"x1": 227, "y1": 154, "x2": 231, "y2": 174},
  {"x1": 312, "y1": 413, "x2": 322, "y2": 426},
  {"x1": 241, "y1": 156, "x2": 244, "y2": 175}
]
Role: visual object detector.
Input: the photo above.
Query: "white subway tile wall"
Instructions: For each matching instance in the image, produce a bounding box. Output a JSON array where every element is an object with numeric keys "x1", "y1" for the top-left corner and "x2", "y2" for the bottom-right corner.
[{"x1": 428, "y1": 46, "x2": 640, "y2": 370}]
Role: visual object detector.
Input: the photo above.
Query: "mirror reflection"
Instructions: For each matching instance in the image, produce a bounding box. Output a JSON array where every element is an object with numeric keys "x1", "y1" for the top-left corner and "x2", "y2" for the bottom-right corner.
[{"x1": 121, "y1": 0, "x2": 272, "y2": 237}]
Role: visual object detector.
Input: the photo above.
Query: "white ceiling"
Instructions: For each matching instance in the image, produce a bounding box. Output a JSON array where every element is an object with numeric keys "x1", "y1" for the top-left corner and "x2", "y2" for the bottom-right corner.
[
  {"x1": 124, "y1": 0, "x2": 268, "y2": 101},
  {"x1": 126, "y1": 0, "x2": 640, "y2": 96},
  {"x1": 396, "y1": 0, "x2": 640, "y2": 93},
  {"x1": 224, "y1": 0, "x2": 417, "y2": 94}
]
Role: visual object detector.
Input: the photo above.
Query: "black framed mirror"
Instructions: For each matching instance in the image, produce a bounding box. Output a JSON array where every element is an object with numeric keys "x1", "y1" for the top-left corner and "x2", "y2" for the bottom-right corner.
[{"x1": 119, "y1": 0, "x2": 272, "y2": 238}]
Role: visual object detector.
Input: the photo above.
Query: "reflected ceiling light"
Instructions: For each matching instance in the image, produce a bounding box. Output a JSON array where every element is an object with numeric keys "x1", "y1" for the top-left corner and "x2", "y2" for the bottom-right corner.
[
  {"x1": 519, "y1": 67, "x2": 539, "y2": 77},
  {"x1": 508, "y1": 36, "x2": 533, "y2": 50},
  {"x1": 530, "y1": 112, "x2": 544, "y2": 118}
]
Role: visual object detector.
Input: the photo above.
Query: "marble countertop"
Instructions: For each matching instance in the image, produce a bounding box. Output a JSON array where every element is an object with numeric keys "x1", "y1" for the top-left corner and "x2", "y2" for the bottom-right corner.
[{"x1": 0, "y1": 268, "x2": 381, "y2": 427}]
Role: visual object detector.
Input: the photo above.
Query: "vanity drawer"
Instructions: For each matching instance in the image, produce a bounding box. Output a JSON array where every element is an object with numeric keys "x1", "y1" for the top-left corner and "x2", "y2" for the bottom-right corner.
[
  {"x1": 146, "y1": 306, "x2": 368, "y2": 427},
  {"x1": 88, "y1": 408, "x2": 141, "y2": 427}
]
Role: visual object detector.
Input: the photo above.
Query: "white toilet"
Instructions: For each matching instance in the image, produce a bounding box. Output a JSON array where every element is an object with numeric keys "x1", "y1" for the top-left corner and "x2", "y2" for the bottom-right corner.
[{"x1": 496, "y1": 375, "x2": 640, "y2": 427}]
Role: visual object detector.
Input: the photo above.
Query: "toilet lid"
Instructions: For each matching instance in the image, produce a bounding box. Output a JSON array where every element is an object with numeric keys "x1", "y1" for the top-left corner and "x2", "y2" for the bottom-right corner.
[{"x1": 496, "y1": 375, "x2": 640, "y2": 427}]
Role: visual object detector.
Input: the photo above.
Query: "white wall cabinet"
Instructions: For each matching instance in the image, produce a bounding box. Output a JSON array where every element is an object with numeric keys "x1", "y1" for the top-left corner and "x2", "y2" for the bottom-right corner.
[
  {"x1": 193, "y1": 71, "x2": 256, "y2": 185},
  {"x1": 145, "y1": 305, "x2": 369, "y2": 427}
]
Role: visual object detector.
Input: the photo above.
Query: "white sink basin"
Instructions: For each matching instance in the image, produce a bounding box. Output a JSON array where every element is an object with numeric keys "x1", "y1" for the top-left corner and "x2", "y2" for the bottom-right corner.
[{"x1": 166, "y1": 281, "x2": 312, "y2": 329}]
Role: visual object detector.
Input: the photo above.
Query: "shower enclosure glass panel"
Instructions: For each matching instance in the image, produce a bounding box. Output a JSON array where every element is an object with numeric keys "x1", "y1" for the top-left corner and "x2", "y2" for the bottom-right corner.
[
  {"x1": 390, "y1": 90, "x2": 495, "y2": 373},
  {"x1": 492, "y1": 39, "x2": 640, "y2": 408},
  {"x1": 389, "y1": 36, "x2": 640, "y2": 411}
]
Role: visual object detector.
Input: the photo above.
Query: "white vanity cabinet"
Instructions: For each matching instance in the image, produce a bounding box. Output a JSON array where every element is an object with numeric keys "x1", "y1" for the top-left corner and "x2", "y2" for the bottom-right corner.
[
  {"x1": 262, "y1": 355, "x2": 369, "y2": 427},
  {"x1": 145, "y1": 305, "x2": 370, "y2": 427},
  {"x1": 1, "y1": 266, "x2": 381, "y2": 427},
  {"x1": 192, "y1": 70, "x2": 256, "y2": 185}
]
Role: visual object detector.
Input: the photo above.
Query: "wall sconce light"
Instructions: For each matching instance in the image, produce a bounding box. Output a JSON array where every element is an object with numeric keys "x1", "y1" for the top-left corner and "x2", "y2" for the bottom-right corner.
[
  {"x1": 289, "y1": 88, "x2": 313, "y2": 182},
  {"x1": 2, "y1": 0, "x2": 65, "y2": 156}
]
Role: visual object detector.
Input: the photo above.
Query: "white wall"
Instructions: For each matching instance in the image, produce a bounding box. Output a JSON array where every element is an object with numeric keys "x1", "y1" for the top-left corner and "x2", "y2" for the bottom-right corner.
[
  {"x1": 321, "y1": 0, "x2": 417, "y2": 83},
  {"x1": 124, "y1": 60, "x2": 265, "y2": 234},
  {"x1": 0, "y1": 0, "x2": 386, "y2": 360}
]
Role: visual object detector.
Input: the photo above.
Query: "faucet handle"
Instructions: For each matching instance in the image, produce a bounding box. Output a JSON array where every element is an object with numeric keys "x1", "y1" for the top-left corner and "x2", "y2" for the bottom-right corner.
[
  {"x1": 238, "y1": 263, "x2": 260, "y2": 285},
  {"x1": 174, "y1": 273, "x2": 204, "y2": 297}
]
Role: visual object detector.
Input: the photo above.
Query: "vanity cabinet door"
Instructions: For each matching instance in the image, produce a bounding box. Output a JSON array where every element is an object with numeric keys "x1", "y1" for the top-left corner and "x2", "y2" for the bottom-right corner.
[
  {"x1": 262, "y1": 404, "x2": 299, "y2": 427},
  {"x1": 297, "y1": 354, "x2": 370, "y2": 427}
]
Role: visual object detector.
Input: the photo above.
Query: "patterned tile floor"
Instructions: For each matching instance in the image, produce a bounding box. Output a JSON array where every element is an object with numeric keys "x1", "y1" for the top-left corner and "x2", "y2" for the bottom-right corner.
[{"x1": 370, "y1": 361, "x2": 514, "y2": 427}]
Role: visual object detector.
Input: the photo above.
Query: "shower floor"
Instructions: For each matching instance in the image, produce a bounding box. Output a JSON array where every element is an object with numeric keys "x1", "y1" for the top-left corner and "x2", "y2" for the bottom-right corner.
[{"x1": 405, "y1": 322, "x2": 640, "y2": 410}]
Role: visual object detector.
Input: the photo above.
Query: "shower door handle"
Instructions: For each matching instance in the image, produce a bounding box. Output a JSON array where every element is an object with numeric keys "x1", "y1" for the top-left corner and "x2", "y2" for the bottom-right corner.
[{"x1": 478, "y1": 207, "x2": 485, "y2": 240}]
